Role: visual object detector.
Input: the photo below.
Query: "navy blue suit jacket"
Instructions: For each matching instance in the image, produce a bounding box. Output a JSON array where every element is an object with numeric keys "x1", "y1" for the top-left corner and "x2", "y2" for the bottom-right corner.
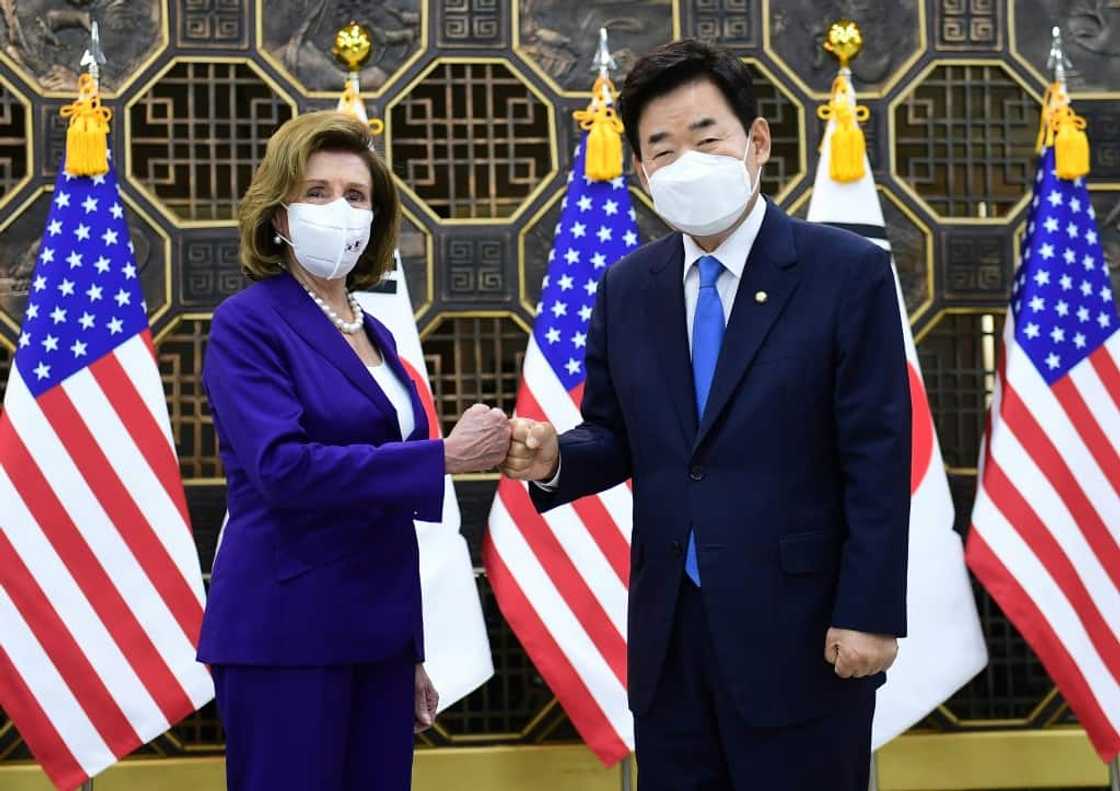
[
  {"x1": 531, "y1": 202, "x2": 911, "y2": 726},
  {"x1": 198, "y1": 272, "x2": 445, "y2": 666}
]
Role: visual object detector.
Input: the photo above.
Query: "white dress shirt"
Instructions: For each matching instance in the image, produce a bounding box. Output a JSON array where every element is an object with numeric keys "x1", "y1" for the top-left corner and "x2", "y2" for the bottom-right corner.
[
  {"x1": 681, "y1": 196, "x2": 767, "y2": 352},
  {"x1": 536, "y1": 197, "x2": 768, "y2": 490},
  {"x1": 367, "y1": 363, "x2": 416, "y2": 440}
]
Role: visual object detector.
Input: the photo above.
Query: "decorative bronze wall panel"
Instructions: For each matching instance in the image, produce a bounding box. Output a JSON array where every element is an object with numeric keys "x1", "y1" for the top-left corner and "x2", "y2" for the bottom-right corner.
[
  {"x1": 0, "y1": 1, "x2": 166, "y2": 96},
  {"x1": 177, "y1": 0, "x2": 251, "y2": 50},
  {"x1": 128, "y1": 60, "x2": 295, "y2": 224},
  {"x1": 437, "y1": 0, "x2": 508, "y2": 48},
  {"x1": 766, "y1": 0, "x2": 924, "y2": 96},
  {"x1": 2, "y1": 0, "x2": 1119, "y2": 771},
  {"x1": 0, "y1": 78, "x2": 28, "y2": 205},
  {"x1": 1012, "y1": 0, "x2": 1120, "y2": 93},
  {"x1": 158, "y1": 317, "x2": 223, "y2": 480},
  {"x1": 257, "y1": 0, "x2": 425, "y2": 95},
  {"x1": 422, "y1": 314, "x2": 528, "y2": 436},
  {"x1": 515, "y1": 0, "x2": 676, "y2": 94},
  {"x1": 682, "y1": 0, "x2": 759, "y2": 49},
  {"x1": 388, "y1": 60, "x2": 555, "y2": 221},
  {"x1": 893, "y1": 62, "x2": 1040, "y2": 219}
]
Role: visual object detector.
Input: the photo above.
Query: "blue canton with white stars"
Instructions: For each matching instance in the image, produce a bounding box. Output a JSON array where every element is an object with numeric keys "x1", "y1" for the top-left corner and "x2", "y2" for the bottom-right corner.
[
  {"x1": 535, "y1": 138, "x2": 640, "y2": 391},
  {"x1": 14, "y1": 164, "x2": 149, "y2": 398},
  {"x1": 1013, "y1": 147, "x2": 1117, "y2": 385}
]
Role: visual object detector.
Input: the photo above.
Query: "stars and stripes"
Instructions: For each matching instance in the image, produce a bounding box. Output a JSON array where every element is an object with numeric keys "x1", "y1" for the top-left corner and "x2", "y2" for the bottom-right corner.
[
  {"x1": 968, "y1": 146, "x2": 1120, "y2": 762},
  {"x1": 484, "y1": 139, "x2": 639, "y2": 764},
  {"x1": 0, "y1": 165, "x2": 213, "y2": 790}
]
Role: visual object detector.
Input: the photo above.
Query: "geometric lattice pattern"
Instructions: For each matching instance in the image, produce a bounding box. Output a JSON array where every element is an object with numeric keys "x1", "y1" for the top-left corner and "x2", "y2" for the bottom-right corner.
[
  {"x1": 389, "y1": 61, "x2": 553, "y2": 220},
  {"x1": 157, "y1": 317, "x2": 223, "y2": 480},
  {"x1": 0, "y1": 83, "x2": 26, "y2": 203},
  {"x1": 917, "y1": 311, "x2": 1003, "y2": 469},
  {"x1": 745, "y1": 61, "x2": 802, "y2": 198},
  {"x1": 894, "y1": 63, "x2": 1039, "y2": 218},
  {"x1": 128, "y1": 61, "x2": 293, "y2": 222},
  {"x1": 422, "y1": 314, "x2": 528, "y2": 436}
]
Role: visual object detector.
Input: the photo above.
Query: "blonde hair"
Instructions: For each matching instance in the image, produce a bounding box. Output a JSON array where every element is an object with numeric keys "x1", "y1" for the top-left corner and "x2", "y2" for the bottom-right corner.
[{"x1": 238, "y1": 111, "x2": 400, "y2": 290}]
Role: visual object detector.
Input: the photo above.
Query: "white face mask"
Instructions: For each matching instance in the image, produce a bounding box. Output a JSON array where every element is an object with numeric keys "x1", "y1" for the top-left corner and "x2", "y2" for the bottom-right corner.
[
  {"x1": 644, "y1": 142, "x2": 759, "y2": 238},
  {"x1": 277, "y1": 198, "x2": 374, "y2": 280}
]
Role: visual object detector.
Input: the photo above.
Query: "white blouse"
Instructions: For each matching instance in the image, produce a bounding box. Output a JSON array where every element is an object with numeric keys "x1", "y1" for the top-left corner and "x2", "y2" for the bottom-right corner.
[{"x1": 367, "y1": 363, "x2": 416, "y2": 440}]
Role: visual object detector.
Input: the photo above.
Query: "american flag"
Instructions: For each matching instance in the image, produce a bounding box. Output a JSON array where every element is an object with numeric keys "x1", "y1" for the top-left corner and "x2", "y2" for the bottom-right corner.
[
  {"x1": 0, "y1": 164, "x2": 213, "y2": 789},
  {"x1": 484, "y1": 138, "x2": 638, "y2": 764},
  {"x1": 968, "y1": 146, "x2": 1120, "y2": 762}
]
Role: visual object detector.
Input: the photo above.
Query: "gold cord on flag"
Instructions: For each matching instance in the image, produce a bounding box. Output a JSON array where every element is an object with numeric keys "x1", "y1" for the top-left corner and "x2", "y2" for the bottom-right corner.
[
  {"x1": 60, "y1": 73, "x2": 112, "y2": 177},
  {"x1": 817, "y1": 20, "x2": 869, "y2": 183}
]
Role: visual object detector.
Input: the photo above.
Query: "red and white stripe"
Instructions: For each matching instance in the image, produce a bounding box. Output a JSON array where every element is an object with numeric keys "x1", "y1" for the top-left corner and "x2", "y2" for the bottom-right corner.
[
  {"x1": 0, "y1": 330, "x2": 213, "y2": 790},
  {"x1": 484, "y1": 337, "x2": 634, "y2": 764},
  {"x1": 969, "y1": 320, "x2": 1120, "y2": 762}
]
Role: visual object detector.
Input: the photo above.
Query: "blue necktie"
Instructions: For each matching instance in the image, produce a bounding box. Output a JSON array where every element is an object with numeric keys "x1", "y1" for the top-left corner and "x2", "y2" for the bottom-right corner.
[{"x1": 686, "y1": 255, "x2": 725, "y2": 587}]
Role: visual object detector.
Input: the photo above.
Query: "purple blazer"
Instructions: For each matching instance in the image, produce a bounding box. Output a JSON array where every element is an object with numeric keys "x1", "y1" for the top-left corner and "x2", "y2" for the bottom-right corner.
[{"x1": 198, "y1": 272, "x2": 445, "y2": 666}]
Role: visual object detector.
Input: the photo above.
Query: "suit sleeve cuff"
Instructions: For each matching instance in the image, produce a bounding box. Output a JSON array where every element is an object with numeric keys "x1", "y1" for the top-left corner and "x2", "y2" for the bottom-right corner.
[{"x1": 531, "y1": 454, "x2": 562, "y2": 492}]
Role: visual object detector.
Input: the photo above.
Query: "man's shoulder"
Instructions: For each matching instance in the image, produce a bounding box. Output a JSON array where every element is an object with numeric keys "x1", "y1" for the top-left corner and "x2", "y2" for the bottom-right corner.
[
  {"x1": 603, "y1": 231, "x2": 681, "y2": 286},
  {"x1": 785, "y1": 213, "x2": 891, "y2": 285}
]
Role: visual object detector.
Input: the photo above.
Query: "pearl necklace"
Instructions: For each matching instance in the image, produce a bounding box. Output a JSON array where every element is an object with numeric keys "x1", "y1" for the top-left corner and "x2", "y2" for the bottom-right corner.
[{"x1": 305, "y1": 287, "x2": 364, "y2": 334}]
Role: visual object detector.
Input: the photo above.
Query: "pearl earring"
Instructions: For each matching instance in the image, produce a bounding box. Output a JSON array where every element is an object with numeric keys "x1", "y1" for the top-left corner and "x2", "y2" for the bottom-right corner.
[{"x1": 273, "y1": 233, "x2": 283, "y2": 245}]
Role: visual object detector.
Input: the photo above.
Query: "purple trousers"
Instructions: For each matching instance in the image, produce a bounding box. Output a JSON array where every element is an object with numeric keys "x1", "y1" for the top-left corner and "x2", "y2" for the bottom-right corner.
[{"x1": 212, "y1": 649, "x2": 415, "y2": 791}]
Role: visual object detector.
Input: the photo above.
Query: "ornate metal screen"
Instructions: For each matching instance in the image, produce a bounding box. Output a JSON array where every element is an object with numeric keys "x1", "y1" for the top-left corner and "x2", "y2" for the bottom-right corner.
[{"x1": 1, "y1": 1, "x2": 1118, "y2": 784}]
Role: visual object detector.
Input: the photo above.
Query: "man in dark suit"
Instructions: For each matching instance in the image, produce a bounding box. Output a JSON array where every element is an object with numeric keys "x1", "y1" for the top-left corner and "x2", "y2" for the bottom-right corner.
[{"x1": 502, "y1": 39, "x2": 911, "y2": 790}]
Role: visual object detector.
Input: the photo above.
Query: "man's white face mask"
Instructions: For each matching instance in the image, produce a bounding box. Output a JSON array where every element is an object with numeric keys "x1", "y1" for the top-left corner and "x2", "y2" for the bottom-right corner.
[{"x1": 643, "y1": 136, "x2": 760, "y2": 238}]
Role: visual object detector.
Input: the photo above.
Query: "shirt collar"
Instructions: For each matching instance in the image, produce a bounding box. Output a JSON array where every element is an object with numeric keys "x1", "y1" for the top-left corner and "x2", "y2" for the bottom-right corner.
[{"x1": 681, "y1": 196, "x2": 767, "y2": 282}]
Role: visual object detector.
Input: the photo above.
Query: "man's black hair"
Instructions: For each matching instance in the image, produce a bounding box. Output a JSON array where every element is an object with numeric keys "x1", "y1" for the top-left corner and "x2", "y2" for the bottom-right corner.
[{"x1": 618, "y1": 38, "x2": 759, "y2": 160}]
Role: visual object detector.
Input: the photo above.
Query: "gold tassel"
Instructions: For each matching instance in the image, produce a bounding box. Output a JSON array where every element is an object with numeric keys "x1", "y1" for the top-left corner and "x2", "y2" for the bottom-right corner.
[
  {"x1": 817, "y1": 75, "x2": 869, "y2": 183},
  {"x1": 1052, "y1": 105, "x2": 1090, "y2": 180},
  {"x1": 1036, "y1": 81, "x2": 1091, "y2": 180},
  {"x1": 573, "y1": 76, "x2": 624, "y2": 182},
  {"x1": 60, "y1": 73, "x2": 112, "y2": 177}
]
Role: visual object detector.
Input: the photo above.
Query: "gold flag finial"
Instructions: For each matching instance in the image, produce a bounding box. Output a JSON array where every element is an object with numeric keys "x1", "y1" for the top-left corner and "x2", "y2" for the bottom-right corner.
[
  {"x1": 332, "y1": 21, "x2": 373, "y2": 73},
  {"x1": 332, "y1": 22, "x2": 383, "y2": 136},
  {"x1": 823, "y1": 19, "x2": 862, "y2": 70}
]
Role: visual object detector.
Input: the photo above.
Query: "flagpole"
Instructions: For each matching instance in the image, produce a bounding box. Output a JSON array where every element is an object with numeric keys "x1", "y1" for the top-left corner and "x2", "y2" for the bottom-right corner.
[
  {"x1": 1110, "y1": 758, "x2": 1119, "y2": 791},
  {"x1": 868, "y1": 753, "x2": 879, "y2": 791},
  {"x1": 620, "y1": 755, "x2": 634, "y2": 791}
]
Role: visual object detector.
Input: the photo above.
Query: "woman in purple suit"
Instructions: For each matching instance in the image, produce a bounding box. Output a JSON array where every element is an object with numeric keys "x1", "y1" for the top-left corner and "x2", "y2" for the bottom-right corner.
[{"x1": 200, "y1": 112, "x2": 510, "y2": 791}]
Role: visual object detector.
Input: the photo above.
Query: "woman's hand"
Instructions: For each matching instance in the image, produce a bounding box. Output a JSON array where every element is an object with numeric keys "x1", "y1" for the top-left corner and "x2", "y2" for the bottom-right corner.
[
  {"x1": 414, "y1": 664, "x2": 439, "y2": 733},
  {"x1": 444, "y1": 404, "x2": 511, "y2": 474}
]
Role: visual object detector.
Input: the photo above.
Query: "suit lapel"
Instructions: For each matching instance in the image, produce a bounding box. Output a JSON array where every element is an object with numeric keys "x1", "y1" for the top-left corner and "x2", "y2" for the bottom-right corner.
[
  {"x1": 363, "y1": 315, "x2": 431, "y2": 442},
  {"x1": 693, "y1": 203, "x2": 800, "y2": 453},
  {"x1": 266, "y1": 273, "x2": 399, "y2": 430},
  {"x1": 646, "y1": 234, "x2": 698, "y2": 447}
]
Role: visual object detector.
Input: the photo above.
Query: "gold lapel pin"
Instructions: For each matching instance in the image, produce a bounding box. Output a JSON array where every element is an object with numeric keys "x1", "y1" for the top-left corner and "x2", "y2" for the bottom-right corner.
[{"x1": 755, "y1": 290, "x2": 768, "y2": 304}]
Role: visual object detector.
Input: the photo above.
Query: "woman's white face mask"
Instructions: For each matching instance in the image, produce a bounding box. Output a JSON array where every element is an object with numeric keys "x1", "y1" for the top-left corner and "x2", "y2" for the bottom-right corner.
[
  {"x1": 276, "y1": 197, "x2": 374, "y2": 280},
  {"x1": 642, "y1": 136, "x2": 760, "y2": 238}
]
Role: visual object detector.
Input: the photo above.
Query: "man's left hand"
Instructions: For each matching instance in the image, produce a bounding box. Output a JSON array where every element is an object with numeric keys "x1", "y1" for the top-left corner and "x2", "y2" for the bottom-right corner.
[
  {"x1": 825, "y1": 628, "x2": 898, "y2": 679},
  {"x1": 414, "y1": 664, "x2": 439, "y2": 733}
]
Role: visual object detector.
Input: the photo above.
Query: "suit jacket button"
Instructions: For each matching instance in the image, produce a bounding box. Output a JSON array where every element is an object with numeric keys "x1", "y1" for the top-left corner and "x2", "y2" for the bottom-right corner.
[
  {"x1": 671, "y1": 541, "x2": 683, "y2": 557},
  {"x1": 689, "y1": 465, "x2": 704, "y2": 481}
]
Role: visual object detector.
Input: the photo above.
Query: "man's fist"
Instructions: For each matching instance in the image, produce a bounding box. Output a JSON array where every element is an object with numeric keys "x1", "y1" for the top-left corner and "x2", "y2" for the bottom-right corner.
[
  {"x1": 825, "y1": 627, "x2": 898, "y2": 679},
  {"x1": 502, "y1": 418, "x2": 560, "y2": 482}
]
